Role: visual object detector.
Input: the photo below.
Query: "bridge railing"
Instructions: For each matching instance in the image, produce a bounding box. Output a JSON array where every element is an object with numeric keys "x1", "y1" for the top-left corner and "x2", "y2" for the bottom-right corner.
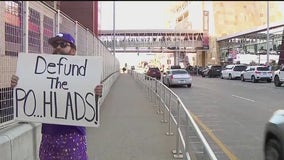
[
  {"x1": 104, "y1": 40, "x2": 202, "y2": 48},
  {"x1": 99, "y1": 30, "x2": 205, "y2": 52},
  {"x1": 132, "y1": 71, "x2": 217, "y2": 160}
]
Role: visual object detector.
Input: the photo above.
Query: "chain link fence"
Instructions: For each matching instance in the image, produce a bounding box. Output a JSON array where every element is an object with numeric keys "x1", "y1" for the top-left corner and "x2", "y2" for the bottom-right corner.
[{"x1": 0, "y1": 1, "x2": 119, "y2": 128}]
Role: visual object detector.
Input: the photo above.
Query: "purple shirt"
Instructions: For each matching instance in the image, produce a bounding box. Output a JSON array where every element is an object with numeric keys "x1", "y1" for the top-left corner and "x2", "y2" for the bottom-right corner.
[{"x1": 41, "y1": 123, "x2": 86, "y2": 136}]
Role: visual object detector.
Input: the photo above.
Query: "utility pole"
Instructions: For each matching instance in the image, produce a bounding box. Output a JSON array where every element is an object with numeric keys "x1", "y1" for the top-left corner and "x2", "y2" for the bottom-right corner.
[
  {"x1": 113, "y1": 1, "x2": 116, "y2": 71},
  {"x1": 266, "y1": 1, "x2": 270, "y2": 65}
]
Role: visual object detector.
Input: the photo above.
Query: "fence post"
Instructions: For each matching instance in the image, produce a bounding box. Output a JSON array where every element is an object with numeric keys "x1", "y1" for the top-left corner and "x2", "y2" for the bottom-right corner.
[
  {"x1": 166, "y1": 93, "x2": 173, "y2": 136},
  {"x1": 22, "y1": 1, "x2": 29, "y2": 53},
  {"x1": 185, "y1": 114, "x2": 190, "y2": 159},
  {"x1": 74, "y1": 21, "x2": 78, "y2": 50},
  {"x1": 157, "y1": 82, "x2": 163, "y2": 115},
  {"x1": 56, "y1": 9, "x2": 60, "y2": 33},
  {"x1": 40, "y1": 12, "x2": 44, "y2": 53},
  {"x1": 173, "y1": 100, "x2": 183, "y2": 159},
  {"x1": 154, "y1": 80, "x2": 160, "y2": 113},
  {"x1": 86, "y1": 28, "x2": 89, "y2": 56},
  {"x1": 161, "y1": 86, "x2": 168, "y2": 123}
]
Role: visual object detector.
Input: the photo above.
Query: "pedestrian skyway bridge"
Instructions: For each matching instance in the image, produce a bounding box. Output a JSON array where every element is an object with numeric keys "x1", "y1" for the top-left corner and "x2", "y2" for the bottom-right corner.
[{"x1": 98, "y1": 29, "x2": 206, "y2": 53}]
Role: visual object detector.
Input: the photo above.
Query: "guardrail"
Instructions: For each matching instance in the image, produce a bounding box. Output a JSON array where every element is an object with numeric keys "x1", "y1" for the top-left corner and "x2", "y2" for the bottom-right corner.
[{"x1": 131, "y1": 70, "x2": 217, "y2": 160}]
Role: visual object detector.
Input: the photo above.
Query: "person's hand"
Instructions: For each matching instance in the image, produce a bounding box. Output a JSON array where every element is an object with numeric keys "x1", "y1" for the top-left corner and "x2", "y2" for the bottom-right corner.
[
  {"x1": 11, "y1": 75, "x2": 19, "y2": 88},
  {"x1": 95, "y1": 84, "x2": 103, "y2": 97}
]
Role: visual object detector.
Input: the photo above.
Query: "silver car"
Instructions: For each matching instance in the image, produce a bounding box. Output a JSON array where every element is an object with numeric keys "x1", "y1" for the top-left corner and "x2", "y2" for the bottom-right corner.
[
  {"x1": 162, "y1": 69, "x2": 192, "y2": 88},
  {"x1": 264, "y1": 110, "x2": 284, "y2": 160}
]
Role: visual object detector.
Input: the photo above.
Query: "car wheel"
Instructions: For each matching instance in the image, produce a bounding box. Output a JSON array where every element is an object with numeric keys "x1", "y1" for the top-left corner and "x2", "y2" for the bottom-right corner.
[
  {"x1": 252, "y1": 76, "x2": 257, "y2": 83},
  {"x1": 187, "y1": 84, "x2": 191, "y2": 88},
  {"x1": 220, "y1": 73, "x2": 224, "y2": 79},
  {"x1": 167, "y1": 80, "x2": 171, "y2": 87},
  {"x1": 274, "y1": 76, "x2": 282, "y2": 87},
  {"x1": 241, "y1": 75, "x2": 245, "y2": 82},
  {"x1": 265, "y1": 139, "x2": 281, "y2": 160},
  {"x1": 229, "y1": 74, "x2": 232, "y2": 80},
  {"x1": 267, "y1": 79, "x2": 272, "y2": 83},
  {"x1": 208, "y1": 71, "x2": 212, "y2": 78},
  {"x1": 162, "y1": 78, "x2": 166, "y2": 85}
]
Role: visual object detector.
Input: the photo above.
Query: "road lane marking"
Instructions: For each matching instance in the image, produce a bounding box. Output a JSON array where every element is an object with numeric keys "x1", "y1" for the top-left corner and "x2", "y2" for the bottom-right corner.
[
  {"x1": 232, "y1": 95, "x2": 255, "y2": 102},
  {"x1": 191, "y1": 112, "x2": 238, "y2": 160}
]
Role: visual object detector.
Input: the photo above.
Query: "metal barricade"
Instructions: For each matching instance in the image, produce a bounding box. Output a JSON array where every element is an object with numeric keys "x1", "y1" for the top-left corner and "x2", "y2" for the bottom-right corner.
[{"x1": 132, "y1": 71, "x2": 217, "y2": 160}]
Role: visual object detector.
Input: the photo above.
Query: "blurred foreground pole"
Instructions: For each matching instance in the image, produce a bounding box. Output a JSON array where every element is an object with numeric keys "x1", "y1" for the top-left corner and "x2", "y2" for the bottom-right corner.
[{"x1": 266, "y1": 1, "x2": 269, "y2": 65}]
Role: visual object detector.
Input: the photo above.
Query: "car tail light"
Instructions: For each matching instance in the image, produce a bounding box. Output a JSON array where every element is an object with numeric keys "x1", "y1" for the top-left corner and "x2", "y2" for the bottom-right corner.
[
  {"x1": 170, "y1": 75, "x2": 173, "y2": 79},
  {"x1": 255, "y1": 71, "x2": 261, "y2": 74}
]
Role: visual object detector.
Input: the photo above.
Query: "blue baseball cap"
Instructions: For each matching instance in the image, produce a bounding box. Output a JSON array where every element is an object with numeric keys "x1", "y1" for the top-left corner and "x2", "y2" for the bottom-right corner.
[{"x1": 48, "y1": 32, "x2": 76, "y2": 49}]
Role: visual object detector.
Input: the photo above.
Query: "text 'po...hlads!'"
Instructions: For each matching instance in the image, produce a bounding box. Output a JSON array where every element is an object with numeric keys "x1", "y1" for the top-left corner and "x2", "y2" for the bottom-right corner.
[{"x1": 14, "y1": 53, "x2": 102, "y2": 127}]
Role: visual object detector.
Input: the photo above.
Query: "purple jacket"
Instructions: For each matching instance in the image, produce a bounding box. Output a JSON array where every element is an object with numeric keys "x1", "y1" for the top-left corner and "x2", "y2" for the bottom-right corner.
[{"x1": 41, "y1": 123, "x2": 86, "y2": 136}]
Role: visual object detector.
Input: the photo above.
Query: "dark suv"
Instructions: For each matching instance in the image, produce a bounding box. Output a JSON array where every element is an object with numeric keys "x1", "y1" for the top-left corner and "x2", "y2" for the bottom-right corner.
[
  {"x1": 145, "y1": 67, "x2": 161, "y2": 80},
  {"x1": 201, "y1": 65, "x2": 222, "y2": 78}
]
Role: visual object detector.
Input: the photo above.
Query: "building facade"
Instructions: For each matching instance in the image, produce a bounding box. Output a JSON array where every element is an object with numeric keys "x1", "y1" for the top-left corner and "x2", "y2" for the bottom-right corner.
[
  {"x1": 171, "y1": 1, "x2": 284, "y2": 66},
  {"x1": 58, "y1": 1, "x2": 99, "y2": 36}
]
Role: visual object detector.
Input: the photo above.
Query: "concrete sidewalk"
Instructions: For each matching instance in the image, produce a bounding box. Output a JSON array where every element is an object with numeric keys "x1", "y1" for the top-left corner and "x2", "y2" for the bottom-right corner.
[{"x1": 86, "y1": 73, "x2": 176, "y2": 160}]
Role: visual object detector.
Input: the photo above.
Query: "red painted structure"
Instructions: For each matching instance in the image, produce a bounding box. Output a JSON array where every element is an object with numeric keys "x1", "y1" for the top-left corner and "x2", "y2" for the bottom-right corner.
[{"x1": 59, "y1": 1, "x2": 99, "y2": 37}]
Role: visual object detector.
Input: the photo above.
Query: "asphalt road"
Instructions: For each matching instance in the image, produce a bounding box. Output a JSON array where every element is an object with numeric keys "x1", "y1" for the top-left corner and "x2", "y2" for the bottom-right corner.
[{"x1": 169, "y1": 76, "x2": 284, "y2": 160}]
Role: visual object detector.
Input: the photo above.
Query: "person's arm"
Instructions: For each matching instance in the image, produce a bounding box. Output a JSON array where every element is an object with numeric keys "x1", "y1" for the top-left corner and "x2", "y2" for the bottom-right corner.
[{"x1": 11, "y1": 75, "x2": 19, "y2": 88}]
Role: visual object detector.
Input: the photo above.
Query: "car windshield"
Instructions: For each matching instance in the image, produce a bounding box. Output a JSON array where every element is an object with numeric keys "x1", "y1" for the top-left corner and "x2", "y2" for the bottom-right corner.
[
  {"x1": 225, "y1": 65, "x2": 234, "y2": 69},
  {"x1": 172, "y1": 70, "x2": 188, "y2": 74},
  {"x1": 257, "y1": 67, "x2": 270, "y2": 71},
  {"x1": 149, "y1": 68, "x2": 159, "y2": 71},
  {"x1": 171, "y1": 65, "x2": 181, "y2": 69},
  {"x1": 234, "y1": 66, "x2": 247, "y2": 71}
]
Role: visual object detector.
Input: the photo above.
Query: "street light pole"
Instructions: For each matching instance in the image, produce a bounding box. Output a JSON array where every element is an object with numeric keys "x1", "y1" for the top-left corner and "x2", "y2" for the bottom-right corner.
[
  {"x1": 113, "y1": 1, "x2": 116, "y2": 71},
  {"x1": 266, "y1": 1, "x2": 270, "y2": 65}
]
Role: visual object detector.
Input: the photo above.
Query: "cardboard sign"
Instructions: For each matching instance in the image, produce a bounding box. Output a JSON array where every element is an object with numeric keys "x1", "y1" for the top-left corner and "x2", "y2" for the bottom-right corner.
[{"x1": 14, "y1": 53, "x2": 102, "y2": 127}]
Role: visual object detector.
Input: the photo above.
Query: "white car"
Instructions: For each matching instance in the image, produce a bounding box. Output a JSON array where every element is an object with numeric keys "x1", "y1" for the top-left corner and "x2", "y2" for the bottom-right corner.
[
  {"x1": 273, "y1": 67, "x2": 284, "y2": 87},
  {"x1": 162, "y1": 69, "x2": 192, "y2": 88},
  {"x1": 221, "y1": 64, "x2": 247, "y2": 80},
  {"x1": 264, "y1": 110, "x2": 284, "y2": 160},
  {"x1": 240, "y1": 65, "x2": 272, "y2": 83}
]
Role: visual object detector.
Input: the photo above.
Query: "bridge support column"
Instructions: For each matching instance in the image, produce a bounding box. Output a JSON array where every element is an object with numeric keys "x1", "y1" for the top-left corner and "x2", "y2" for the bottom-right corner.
[
  {"x1": 174, "y1": 51, "x2": 177, "y2": 65},
  {"x1": 202, "y1": 51, "x2": 206, "y2": 66},
  {"x1": 196, "y1": 50, "x2": 207, "y2": 67}
]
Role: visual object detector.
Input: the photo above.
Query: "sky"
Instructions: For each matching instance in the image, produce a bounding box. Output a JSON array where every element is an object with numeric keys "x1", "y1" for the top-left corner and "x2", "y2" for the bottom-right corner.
[
  {"x1": 99, "y1": 1, "x2": 181, "y2": 68},
  {"x1": 99, "y1": 1, "x2": 178, "y2": 30}
]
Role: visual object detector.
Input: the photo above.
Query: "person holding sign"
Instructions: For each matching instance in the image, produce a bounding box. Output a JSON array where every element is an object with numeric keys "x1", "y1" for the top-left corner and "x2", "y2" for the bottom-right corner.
[{"x1": 11, "y1": 32, "x2": 103, "y2": 160}]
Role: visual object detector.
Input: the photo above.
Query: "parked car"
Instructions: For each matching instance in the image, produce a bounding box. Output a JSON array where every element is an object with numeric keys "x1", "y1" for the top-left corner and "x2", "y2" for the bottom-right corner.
[
  {"x1": 170, "y1": 65, "x2": 181, "y2": 69},
  {"x1": 264, "y1": 109, "x2": 284, "y2": 160},
  {"x1": 240, "y1": 65, "x2": 272, "y2": 83},
  {"x1": 162, "y1": 69, "x2": 192, "y2": 88},
  {"x1": 201, "y1": 65, "x2": 222, "y2": 78},
  {"x1": 273, "y1": 67, "x2": 284, "y2": 87},
  {"x1": 221, "y1": 64, "x2": 247, "y2": 80},
  {"x1": 163, "y1": 65, "x2": 182, "y2": 73},
  {"x1": 145, "y1": 67, "x2": 161, "y2": 80},
  {"x1": 185, "y1": 65, "x2": 203, "y2": 75}
]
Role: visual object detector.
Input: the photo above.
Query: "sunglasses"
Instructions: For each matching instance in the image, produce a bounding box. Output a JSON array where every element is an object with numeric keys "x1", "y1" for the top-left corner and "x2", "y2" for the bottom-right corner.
[{"x1": 52, "y1": 42, "x2": 71, "y2": 48}]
